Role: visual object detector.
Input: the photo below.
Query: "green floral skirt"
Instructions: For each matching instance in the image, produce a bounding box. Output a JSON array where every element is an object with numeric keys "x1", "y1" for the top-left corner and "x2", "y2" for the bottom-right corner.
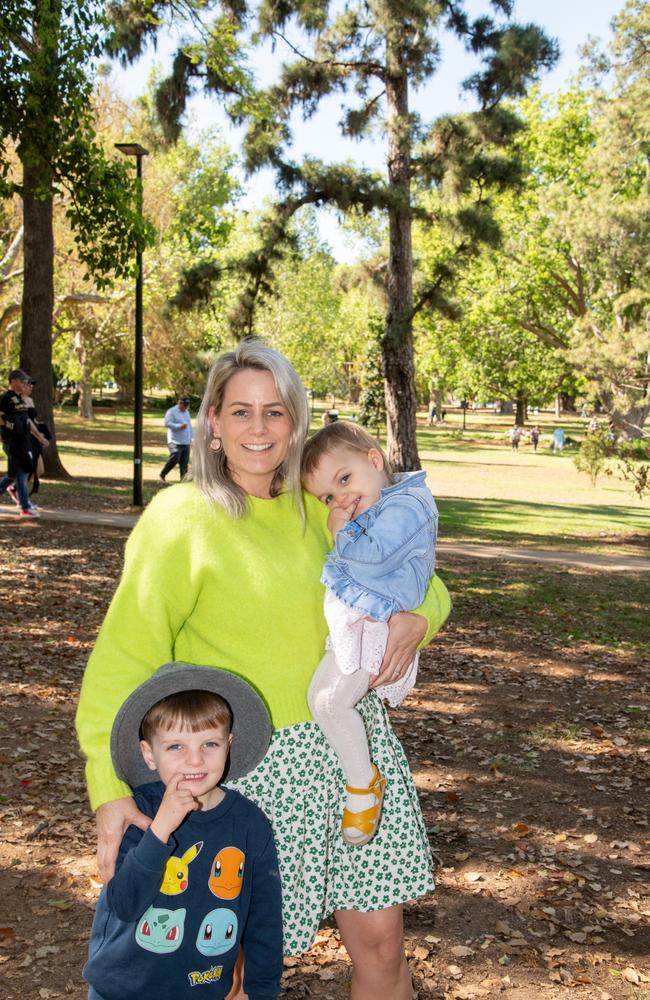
[{"x1": 227, "y1": 692, "x2": 435, "y2": 955}]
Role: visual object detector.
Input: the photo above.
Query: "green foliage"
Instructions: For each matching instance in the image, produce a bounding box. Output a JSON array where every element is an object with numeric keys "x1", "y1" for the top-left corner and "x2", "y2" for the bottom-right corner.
[
  {"x1": 574, "y1": 427, "x2": 650, "y2": 498},
  {"x1": 0, "y1": 0, "x2": 154, "y2": 283},
  {"x1": 104, "y1": 0, "x2": 558, "y2": 468},
  {"x1": 357, "y1": 319, "x2": 387, "y2": 435},
  {"x1": 573, "y1": 428, "x2": 613, "y2": 486},
  {"x1": 414, "y1": 0, "x2": 650, "y2": 438},
  {"x1": 614, "y1": 442, "x2": 650, "y2": 499},
  {"x1": 42, "y1": 97, "x2": 240, "y2": 399}
]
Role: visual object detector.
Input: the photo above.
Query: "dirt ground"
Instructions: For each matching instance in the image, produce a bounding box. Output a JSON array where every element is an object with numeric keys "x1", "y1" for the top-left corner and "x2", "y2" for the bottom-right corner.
[{"x1": 1, "y1": 518, "x2": 648, "y2": 1000}]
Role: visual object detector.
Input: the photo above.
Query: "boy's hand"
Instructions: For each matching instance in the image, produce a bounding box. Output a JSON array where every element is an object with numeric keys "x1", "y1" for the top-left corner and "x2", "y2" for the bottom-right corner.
[{"x1": 149, "y1": 774, "x2": 200, "y2": 844}]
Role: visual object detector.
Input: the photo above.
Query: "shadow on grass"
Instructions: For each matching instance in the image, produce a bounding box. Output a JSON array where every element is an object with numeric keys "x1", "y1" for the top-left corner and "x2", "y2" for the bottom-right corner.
[
  {"x1": 438, "y1": 496, "x2": 650, "y2": 551},
  {"x1": 56, "y1": 443, "x2": 166, "y2": 463},
  {"x1": 442, "y1": 556, "x2": 650, "y2": 653}
]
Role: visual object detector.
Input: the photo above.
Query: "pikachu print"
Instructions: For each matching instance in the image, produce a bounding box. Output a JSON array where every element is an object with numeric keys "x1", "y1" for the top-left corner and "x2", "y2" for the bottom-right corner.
[{"x1": 159, "y1": 841, "x2": 203, "y2": 895}]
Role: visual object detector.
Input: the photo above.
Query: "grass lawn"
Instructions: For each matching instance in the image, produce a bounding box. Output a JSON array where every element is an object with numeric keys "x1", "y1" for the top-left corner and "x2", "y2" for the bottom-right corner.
[
  {"x1": 420, "y1": 441, "x2": 649, "y2": 552},
  {"x1": 30, "y1": 403, "x2": 650, "y2": 554}
]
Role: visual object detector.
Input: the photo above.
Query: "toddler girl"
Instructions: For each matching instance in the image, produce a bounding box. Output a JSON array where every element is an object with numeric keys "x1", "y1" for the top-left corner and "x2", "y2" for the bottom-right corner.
[{"x1": 301, "y1": 421, "x2": 438, "y2": 845}]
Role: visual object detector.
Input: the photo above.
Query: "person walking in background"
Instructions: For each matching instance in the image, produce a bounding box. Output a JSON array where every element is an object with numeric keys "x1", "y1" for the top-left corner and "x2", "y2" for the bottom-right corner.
[
  {"x1": 552, "y1": 427, "x2": 565, "y2": 452},
  {"x1": 510, "y1": 425, "x2": 522, "y2": 451},
  {"x1": 0, "y1": 368, "x2": 48, "y2": 518},
  {"x1": 530, "y1": 425, "x2": 540, "y2": 452},
  {"x1": 159, "y1": 395, "x2": 192, "y2": 483},
  {"x1": 21, "y1": 377, "x2": 51, "y2": 506}
]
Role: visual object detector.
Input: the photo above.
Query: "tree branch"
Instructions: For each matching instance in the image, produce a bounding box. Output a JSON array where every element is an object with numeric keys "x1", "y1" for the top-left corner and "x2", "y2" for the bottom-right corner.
[
  {"x1": 0, "y1": 268, "x2": 23, "y2": 285},
  {"x1": 519, "y1": 318, "x2": 568, "y2": 350},
  {"x1": 272, "y1": 30, "x2": 385, "y2": 79},
  {"x1": 0, "y1": 302, "x2": 21, "y2": 335},
  {"x1": 1, "y1": 225, "x2": 24, "y2": 276}
]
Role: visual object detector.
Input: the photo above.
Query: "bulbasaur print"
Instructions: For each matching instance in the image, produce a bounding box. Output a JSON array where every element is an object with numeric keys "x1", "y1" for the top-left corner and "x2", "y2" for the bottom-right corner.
[{"x1": 135, "y1": 905, "x2": 186, "y2": 954}]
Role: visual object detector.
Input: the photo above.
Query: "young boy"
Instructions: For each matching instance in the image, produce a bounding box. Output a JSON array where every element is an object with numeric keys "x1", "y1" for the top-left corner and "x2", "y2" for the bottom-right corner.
[{"x1": 83, "y1": 662, "x2": 282, "y2": 1000}]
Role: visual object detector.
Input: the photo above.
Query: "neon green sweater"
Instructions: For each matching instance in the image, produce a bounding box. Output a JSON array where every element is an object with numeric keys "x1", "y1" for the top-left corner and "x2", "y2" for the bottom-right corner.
[{"x1": 76, "y1": 483, "x2": 451, "y2": 810}]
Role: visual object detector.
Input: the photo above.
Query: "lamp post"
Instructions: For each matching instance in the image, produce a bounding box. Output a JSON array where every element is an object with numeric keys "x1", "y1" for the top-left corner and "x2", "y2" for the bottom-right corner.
[{"x1": 115, "y1": 142, "x2": 149, "y2": 507}]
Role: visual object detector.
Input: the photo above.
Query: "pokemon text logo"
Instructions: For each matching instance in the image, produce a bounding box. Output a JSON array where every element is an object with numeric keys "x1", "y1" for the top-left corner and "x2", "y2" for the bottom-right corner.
[{"x1": 188, "y1": 964, "x2": 224, "y2": 986}]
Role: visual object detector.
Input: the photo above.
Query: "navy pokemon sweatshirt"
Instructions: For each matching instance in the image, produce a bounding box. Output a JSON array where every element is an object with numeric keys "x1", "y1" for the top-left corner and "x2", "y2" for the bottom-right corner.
[{"x1": 83, "y1": 784, "x2": 283, "y2": 999}]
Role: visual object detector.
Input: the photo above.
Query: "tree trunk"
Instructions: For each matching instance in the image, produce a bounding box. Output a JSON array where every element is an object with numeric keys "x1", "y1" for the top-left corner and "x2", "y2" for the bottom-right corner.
[
  {"x1": 75, "y1": 330, "x2": 95, "y2": 420},
  {"x1": 515, "y1": 390, "x2": 527, "y2": 426},
  {"x1": 78, "y1": 380, "x2": 94, "y2": 419},
  {"x1": 604, "y1": 400, "x2": 650, "y2": 440},
  {"x1": 20, "y1": 159, "x2": 70, "y2": 479},
  {"x1": 383, "y1": 67, "x2": 419, "y2": 471},
  {"x1": 555, "y1": 393, "x2": 562, "y2": 418}
]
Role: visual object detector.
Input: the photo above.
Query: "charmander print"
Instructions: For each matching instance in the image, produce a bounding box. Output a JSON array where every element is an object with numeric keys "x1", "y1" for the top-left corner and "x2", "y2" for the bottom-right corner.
[{"x1": 207, "y1": 846, "x2": 245, "y2": 900}]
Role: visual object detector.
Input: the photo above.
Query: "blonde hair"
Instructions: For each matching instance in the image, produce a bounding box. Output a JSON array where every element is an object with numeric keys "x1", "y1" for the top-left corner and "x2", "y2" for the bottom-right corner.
[
  {"x1": 301, "y1": 420, "x2": 394, "y2": 481},
  {"x1": 193, "y1": 339, "x2": 309, "y2": 519},
  {"x1": 140, "y1": 690, "x2": 232, "y2": 744}
]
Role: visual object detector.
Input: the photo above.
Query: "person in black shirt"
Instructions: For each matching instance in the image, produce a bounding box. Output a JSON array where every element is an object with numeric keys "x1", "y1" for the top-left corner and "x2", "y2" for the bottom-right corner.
[{"x1": 0, "y1": 368, "x2": 48, "y2": 518}]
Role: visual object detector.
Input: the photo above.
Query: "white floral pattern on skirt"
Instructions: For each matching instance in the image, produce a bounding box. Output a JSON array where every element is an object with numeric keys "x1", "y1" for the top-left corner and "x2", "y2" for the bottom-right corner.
[{"x1": 227, "y1": 691, "x2": 435, "y2": 955}]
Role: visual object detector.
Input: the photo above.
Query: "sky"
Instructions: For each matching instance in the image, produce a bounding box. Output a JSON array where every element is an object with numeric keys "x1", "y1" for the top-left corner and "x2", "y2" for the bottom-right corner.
[{"x1": 110, "y1": 0, "x2": 625, "y2": 260}]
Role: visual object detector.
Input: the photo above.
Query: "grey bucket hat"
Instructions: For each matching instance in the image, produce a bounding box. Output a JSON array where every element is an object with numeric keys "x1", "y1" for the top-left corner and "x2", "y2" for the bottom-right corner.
[{"x1": 110, "y1": 662, "x2": 272, "y2": 789}]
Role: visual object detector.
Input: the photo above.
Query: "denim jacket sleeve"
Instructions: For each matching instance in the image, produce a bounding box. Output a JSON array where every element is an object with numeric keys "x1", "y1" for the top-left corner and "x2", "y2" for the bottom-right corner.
[{"x1": 333, "y1": 493, "x2": 436, "y2": 578}]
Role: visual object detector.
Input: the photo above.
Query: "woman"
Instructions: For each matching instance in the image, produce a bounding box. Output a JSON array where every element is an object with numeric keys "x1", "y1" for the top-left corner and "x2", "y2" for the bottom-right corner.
[{"x1": 76, "y1": 340, "x2": 450, "y2": 999}]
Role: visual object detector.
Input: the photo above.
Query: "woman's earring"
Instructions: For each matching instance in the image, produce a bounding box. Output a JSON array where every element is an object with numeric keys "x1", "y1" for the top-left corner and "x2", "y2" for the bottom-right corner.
[{"x1": 210, "y1": 435, "x2": 222, "y2": 452}]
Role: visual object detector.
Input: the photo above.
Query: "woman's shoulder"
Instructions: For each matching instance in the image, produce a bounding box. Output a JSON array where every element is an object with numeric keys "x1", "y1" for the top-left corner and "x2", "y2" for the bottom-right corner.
[
  {"x1": 139, "y1": 482, "x2": 227, "y2": 530},
  {"x1": 303, "y1": 490, "x2": 329, "y2": 527},
  {"x1": 125, "y1": 484, "x2": 232, "y2": 558}
]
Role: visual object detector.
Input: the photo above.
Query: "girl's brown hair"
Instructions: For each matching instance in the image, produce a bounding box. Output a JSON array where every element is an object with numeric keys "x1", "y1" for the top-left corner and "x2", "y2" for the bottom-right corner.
[
  {"x1": 301, "y1": 420, "x2": 394, "y2": 481},
  {"x1": 140, "y1": 690, "x2": 232, "y2": 744}
]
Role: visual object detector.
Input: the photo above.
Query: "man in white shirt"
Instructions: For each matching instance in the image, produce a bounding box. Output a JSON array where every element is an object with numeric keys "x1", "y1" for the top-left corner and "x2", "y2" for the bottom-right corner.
[{"x1": 159, "y1": 395, "x2": 192, "y2": 482}]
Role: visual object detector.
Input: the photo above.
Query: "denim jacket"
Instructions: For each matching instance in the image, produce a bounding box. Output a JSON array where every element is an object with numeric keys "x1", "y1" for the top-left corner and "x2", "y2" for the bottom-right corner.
[{"x1": 321, "y1": 470, "x2": 438, "y2": 621}]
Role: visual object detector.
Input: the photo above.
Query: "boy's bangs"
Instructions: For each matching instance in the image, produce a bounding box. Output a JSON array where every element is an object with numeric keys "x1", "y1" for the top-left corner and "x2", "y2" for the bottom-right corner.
[{"x1": 141, "y1": 690, "x2": 233, "y2": 743}]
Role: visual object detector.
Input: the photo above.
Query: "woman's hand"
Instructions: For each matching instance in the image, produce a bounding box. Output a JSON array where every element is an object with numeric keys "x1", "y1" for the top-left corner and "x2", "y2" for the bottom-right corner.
[
  {"x1": 369, "y1": 611, "x2": 427, "y2": 689},
  {"x1": 95, "y1": 796, "x2": 152, "y2": 882}
]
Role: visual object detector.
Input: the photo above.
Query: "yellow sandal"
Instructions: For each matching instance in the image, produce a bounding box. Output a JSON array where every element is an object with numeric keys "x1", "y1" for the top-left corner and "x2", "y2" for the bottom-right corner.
[{"x1": 342, "y1": 763, "x2": 386, "y2": 847}]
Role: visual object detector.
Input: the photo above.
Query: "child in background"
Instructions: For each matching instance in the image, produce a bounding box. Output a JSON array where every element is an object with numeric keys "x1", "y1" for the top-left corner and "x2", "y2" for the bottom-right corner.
[
  {"x1": 83, "y1": 661, "x2": 282, "y2": 1000},
  {"x1": 301, "y1": 422, "x2": 438, "y2": 846}
]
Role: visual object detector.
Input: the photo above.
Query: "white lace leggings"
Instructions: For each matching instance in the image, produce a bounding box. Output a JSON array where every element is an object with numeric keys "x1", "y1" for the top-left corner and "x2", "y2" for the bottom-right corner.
[{"x1": 307, "y1": 651, "x2": 374, "y2": 788}]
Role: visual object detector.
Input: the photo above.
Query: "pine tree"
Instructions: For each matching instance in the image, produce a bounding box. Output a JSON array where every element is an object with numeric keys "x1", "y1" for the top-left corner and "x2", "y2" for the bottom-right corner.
[{"x1": 108, "y1": 0, "x2": 557, "y2": 467}]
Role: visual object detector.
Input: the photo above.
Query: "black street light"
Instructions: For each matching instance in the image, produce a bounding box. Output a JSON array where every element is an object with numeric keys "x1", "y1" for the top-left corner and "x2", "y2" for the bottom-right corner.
[{"x1": 115, "y1": 142, "x2": 149, "y2": 507}]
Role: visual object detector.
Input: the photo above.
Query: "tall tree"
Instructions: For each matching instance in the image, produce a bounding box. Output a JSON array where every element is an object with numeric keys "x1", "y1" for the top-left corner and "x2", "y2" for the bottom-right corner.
[
  {"x1": 436, "y1": 37, "x2": 650, "y2": 440},
  {"x1": 108, "y1": 0, "x2": 557, "y2": 469},
  {"x1": 0, "y1": 0, "x2": 151, "y2": 475}
]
